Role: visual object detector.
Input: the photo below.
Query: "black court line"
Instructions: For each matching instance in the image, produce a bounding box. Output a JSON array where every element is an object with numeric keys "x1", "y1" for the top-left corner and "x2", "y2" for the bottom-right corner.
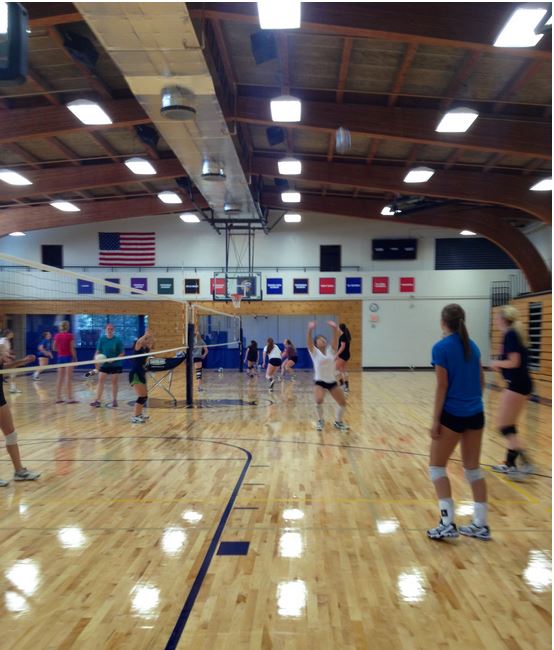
[
  {"x1": 165, "y1": 438, "x2": 252, "y2": 650},
  {"x1": 0, "y1": 458, "x2": 243, "y2": 463},
  {"x1": 233, "y1": 506, "x2": 259, "y2": 510}
]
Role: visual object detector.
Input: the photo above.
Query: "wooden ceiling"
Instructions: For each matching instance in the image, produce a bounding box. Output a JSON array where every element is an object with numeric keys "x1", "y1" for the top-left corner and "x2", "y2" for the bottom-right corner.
[{"x1": 0, "y1": 2, "x2": 551, "y2": 289}]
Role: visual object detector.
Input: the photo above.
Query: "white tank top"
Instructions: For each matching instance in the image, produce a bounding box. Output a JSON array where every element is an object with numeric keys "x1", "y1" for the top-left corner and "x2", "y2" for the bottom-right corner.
[
  {"x1": 310, "y1": 346, "x2": 336, "y2": 383},
  {"x1": 264, "y1": 344, "x2": 281, "y2": 360}
]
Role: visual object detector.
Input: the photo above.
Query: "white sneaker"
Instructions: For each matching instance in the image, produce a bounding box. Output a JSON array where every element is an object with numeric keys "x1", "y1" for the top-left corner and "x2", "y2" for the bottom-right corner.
[
  {"x1": 9, "y1": 387, "x2": 21, "y2": 394},
  {"x1": 492, "y1": 464, "x2": 524, "y2": 481},
  {"x1": 316, "y1": 419, "x2": 324, "y2": 432},
  {"x1": 334, "y1": 421, "x2": 350, "y2": 431},
  {"x1": 459, "y1": 521, "x2": 491, "y2": 541},
  {"x1": 0, "y1": 477, "x2": 9, "y2": 487},
  {"x1": 14, "y1": 468, "x2": 40, "y2": 481},
  {"x1": 427, "y1": 521, "x2": 459, "y2": 540},
  {"x1": 32, "y1": 373, "x2": 40, "y2": 381},
  {"x1": 131, "y1": 415, "x2": 146, "y2": 424}
]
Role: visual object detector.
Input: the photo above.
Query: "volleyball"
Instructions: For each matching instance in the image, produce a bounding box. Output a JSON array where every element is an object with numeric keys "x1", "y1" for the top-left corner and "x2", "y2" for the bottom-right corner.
[
  {"x1": 335, "y1": 126, "x2": 351, "y2": 154},
  {"x1": 94, "y1": 353, "x2": 107, "y2": 362}
]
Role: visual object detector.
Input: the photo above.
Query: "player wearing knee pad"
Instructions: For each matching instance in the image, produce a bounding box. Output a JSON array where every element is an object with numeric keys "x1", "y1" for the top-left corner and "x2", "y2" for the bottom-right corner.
[{"x1": 129, "y1": 331, "x2": 154, "y2": 424}]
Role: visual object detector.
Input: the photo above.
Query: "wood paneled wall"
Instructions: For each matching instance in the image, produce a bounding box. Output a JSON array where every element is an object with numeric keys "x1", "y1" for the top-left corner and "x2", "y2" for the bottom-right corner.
[{"x1": 490, "y1": 292, "x2": 551, "y2": 399}]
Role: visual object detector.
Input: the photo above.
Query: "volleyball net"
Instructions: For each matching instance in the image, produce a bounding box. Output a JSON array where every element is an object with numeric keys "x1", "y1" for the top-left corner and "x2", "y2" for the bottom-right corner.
[
  {"x1": 0, "y1": 252, "x2": 189, "y2": 381},
  {"x1": 190, "y1": 303, "x2": 242, "y2": 371}
]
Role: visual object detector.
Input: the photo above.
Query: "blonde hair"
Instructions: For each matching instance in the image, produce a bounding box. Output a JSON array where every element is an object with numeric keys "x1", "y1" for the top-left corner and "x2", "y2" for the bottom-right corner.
[
  {"x1": 58, "y1": 320, "x2": 70, "y2": 332},
  {"x1": 500, "y1": 305, "x2": 528, "y2": 348}
]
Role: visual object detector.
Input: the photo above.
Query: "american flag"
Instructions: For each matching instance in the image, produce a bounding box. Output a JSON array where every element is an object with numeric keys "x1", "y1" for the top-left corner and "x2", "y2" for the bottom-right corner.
[{"x1": 98, "y1": 232, "x2": 156, "y2": 266}]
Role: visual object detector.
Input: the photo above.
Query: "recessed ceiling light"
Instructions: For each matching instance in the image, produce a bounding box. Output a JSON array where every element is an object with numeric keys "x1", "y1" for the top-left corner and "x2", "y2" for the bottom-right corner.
[
  {"x1": 50, "y1": 200, "x2": 80, "y2": 212},
  {"x1": 179, "y1": 213, "x2": 200, "y2": 223},
  {"x1": 270, "y1": 95, "x2": 302, "y2": 122},
  {"x1": 124, "y1": 157, "x2": 157, "y2": 175},
  {"x1": 0, "y1": 2, "x2": 8, "y2": 35},
  {"x1": 9, "y1": 232, "x2": 26, "y2": 237},
  {"x1": 66, "y1": 99, "x2": 112, "y2": 125},
  {"x1": 158, "y1": 191, "x2": 182, "y2": 204},
  {"x1": 281, "y1": 191, "x2": 301, "y2": 203},
  {"x1": 530, "y1": 178, "x2": 552, "y2": 191},
  {"x1": 494, "y1": 8, "x2": 547, "y2": 47},
  {"x1": 0, "y1": 169, "x2": 32, "y2": 185},
  {"x1": 404, "y1": 167, "x2": 435, "y2": 183},
  {"x1": 435, "y1": 107, "x2": 479, "y2": 133},
  {"x1": 284, "y1": 212, "x2": 301, "y2": 223},
  {"x1": 257, "y1": 0, "x2": 301, "y2": 29},
  {"x1": 381, "y1": 206, "x2": 395, "y2": 216},
  {"x1": 460, "y1": 230, "x2": 476, "y2": 236},
  {"x1": 278, "y1": 158, "x2": 302, "y2": 175}
]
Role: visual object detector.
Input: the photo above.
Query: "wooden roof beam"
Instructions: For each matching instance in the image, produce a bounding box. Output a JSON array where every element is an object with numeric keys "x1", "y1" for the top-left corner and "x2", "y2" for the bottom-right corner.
[
  {"x1": 440, "y1": 51, "x2": 482, "y2": 110},
  {"x1": 493, "y1": 59, "x2": 545, "y2": 113},
  {"x1": 27, "y1": 4, "x2": 82, "y2": 28},
  {"x1": 336, "y1": 37, "x2": 353, "y2": 103},
  {"x1": 388, "y1": 43, "x2": 418, "y2": 107}
]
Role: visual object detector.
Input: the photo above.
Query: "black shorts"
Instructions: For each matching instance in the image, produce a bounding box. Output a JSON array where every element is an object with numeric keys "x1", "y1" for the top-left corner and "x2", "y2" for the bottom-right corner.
[
  {"x1": 193, "y1": 357, "x2": 203, "y2": 364},
  {"x1": 269, "y1": 358, "x2": 282, "y2": 367},
  {"x1": 315, "y1": 380, "x2": 338, "y2": 391},
  {"x1": 129, "y1": 370, "x2": 147, "y2": 385},
  {"x1": 0, "y1": 383, "x2": 5, "y2": 407},
  {"x1": 100, "y1": 365, "x2": 123, "y2": 375},
  {"x1": 287, "y1": 356, "x2": 298, "y2": 364},
  {"x1": 506, "y1": 376, "x2": 533, "y2": 396},
  {"x1": 338, "y1": 352, "x2": 350, "y2": 362},
  {"x1": 440, "y1": 410, "x2": 485, "y2": 434},
  {"x1": 247, "y1": 356, "x2": 257, "y2": 364}
]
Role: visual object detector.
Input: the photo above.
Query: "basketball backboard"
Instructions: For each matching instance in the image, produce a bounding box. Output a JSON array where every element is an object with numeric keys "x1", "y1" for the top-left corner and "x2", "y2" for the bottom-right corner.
[{"x1": 212, "y1": 272, "x2": 263, "y2": 301}]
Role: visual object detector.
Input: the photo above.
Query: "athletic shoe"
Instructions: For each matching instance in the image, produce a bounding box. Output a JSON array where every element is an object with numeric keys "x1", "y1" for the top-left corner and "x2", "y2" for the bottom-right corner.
[
  {"x1": 139, "y1": 414, "x2": 149, "y2": 420},
  {"x1": 105, "y1": 401, "x2": 118, "y2": 408},
  {"x1": 84, "y1": 370, "x2": 97, "y2": 379},
  {"x1": 269, "y1": 379, "x2": 275, "y2": 391},
  {"x1": 344, "y1": 385, "x2": 350, "y2": 393},
  {"x1": 89, "y1": 400, "x2": 101, "y2": 408},
  {"x1": 32, "y1": 373, "x2": 40, "y2": 381},
  {"x1": 492, "y1": 464, "x2": 524, "y2": 480},
  {"x1": 9, "y1": 387, "x2": 21, "y2": 394},
  {"x1": 0, "y1": 478, "x2": 9, "y2": 487},
  {"x1": 316, "y1": 419, "x2": 324, "y2": 432},
  {"x1": 14, "y1": 468, "x2": 40, "y2": 481},
  {"x1": 519, "y1": 462, "x2": 536, "y2": 475},
  {"x1": 458, "y1": 521, "x2": 491, "y2": 541},
  {"x1": 427, "y1": 521, "x2": 459, "y2": 540},
  {"x1": 131, "y1": 416, "x2": 146, "y2": 424},
  {"x1": 334, "y1": 421, "x2": 350, "y2": 431}
]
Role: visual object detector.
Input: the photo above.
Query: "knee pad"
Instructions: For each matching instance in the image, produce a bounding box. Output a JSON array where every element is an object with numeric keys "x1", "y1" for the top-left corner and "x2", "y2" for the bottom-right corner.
[
  {"x1": 428, "y1": 466, "x2": 447, "y2": 482},
  {"x1": 464, "y1": 467, "x2": 483, "y2": 483},
  {"x1": 5, "y1": 431, "x2": 17, "y2": 445},
  {"x1": 500, "y1": 425, "x2": 517, "y2": 437},
  {"x1": 136, "y1": 396, "x2": 147, "y2": 406},
  {"x1": 195, "y1": 368, "x2": 202, "y2": 380}
]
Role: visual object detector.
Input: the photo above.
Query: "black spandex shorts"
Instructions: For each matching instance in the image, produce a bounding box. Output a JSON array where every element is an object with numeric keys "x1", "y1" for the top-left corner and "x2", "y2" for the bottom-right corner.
[
  {"x1": 100, "y1": 365, "x2": 123, "y2": 375},
  {"x1": 193, "y1": 357, "x2": 203, "y2": 364},
  {"x1": 287, "y1": 356, "x2": 298, "y2": 364},
  {"x1": 247, "y1": 354, "x2": 258, "y2": 363},
  {"x1": 315, "y1": 380, "x2": 338, "y2": 391},
  {"x1": 129, "y1": 370, "x2": 146, "y2": 385},
  {"x1": 338, "y1": 352, "x2": 350, "y2": 362},
  {"x1": 0, "y1": 382, "x2": 5, "y2": 407},
  {"x1": 440, "y1": 410, "x2": 485, "y2": 434},
  {"x1": 269, "y1": 358, "x2": 282, "y2": 367},
  {"x1": 507, "y1": 376, "x2": 533, "y2": 396}
]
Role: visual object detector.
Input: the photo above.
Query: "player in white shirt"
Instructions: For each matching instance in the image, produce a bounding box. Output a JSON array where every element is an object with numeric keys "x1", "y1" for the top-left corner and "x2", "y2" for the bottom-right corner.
[
  {"x1": 307, "y1": 321, "x2": 349, "y2": 432},
  {"x1": 262, "y1": 338, "x2": 281, "y2": 391}
]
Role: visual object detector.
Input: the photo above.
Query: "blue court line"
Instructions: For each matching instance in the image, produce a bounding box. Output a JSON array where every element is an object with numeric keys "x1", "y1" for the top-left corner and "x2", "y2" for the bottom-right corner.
[{"x1": 165, "y1": 438, "x2": 252, "y2": 650}]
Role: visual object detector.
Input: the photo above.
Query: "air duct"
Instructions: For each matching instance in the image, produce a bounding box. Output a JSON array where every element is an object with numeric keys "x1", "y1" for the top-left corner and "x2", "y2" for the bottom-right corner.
[
  {"x1": 201, "y1": 159, "x2": 226, "y2": 181},
  {"x1": 160, "y1": 86, "x2": 196, "y2": 121}
]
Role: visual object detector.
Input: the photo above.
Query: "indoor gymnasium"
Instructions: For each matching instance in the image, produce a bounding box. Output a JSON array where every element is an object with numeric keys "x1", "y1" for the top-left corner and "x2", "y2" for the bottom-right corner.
[{"x1": 0, "y1": 2, "x2": 552, "y2": 649}]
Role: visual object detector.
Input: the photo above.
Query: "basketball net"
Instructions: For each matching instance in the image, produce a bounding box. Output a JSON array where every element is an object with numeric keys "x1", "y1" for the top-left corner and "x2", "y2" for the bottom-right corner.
[{"x1": 230, "y1": 293, "x2": 243, "y2": 309}]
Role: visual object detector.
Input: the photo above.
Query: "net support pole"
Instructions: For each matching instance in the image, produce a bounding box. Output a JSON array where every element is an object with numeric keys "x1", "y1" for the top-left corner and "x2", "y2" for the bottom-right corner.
[
  {"x1": 185, "y1": 321, "x2": 195, "y2": 408},
  {"x1": 238, "y1": 316, "x2": 244, "y2": 373}
]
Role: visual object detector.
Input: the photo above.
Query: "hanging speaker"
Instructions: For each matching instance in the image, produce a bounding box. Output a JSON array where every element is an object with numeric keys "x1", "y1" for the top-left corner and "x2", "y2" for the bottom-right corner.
[
  {"x1": 266, "y1": 126, "x2": 285, "y2": 146},
  {"x1": 250, "y1": 31, "x2": 277, "y2": 64}
]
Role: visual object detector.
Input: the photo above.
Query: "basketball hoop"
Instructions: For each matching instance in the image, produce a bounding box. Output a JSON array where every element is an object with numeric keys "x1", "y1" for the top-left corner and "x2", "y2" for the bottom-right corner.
[{"x1": 230, "y1": 293, "x2": 243, "y2": 309}]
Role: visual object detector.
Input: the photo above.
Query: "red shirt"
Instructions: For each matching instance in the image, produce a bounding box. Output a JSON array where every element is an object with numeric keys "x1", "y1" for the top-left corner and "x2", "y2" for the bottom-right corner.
[{"x1": 54, "y1": 332, "x2": 74, "y2": 356}]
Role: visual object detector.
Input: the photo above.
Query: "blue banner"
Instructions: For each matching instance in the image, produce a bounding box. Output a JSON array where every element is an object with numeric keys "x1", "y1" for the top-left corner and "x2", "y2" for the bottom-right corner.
[
  {"x1": 293, "y1": 278, "x2": 309, "y2": 294},
  {"x1": 346, "y1": 277, "x2": 362, "y2": 294},
  {"x1": 77, "y1": 279, "x2": 94, "y2": 294},
  {"x1": 105, "y1": 278, "x2": 120, "y2": 294},
  {"x1": 266, "y1": 277, "x2": 283, "y2": 295}
]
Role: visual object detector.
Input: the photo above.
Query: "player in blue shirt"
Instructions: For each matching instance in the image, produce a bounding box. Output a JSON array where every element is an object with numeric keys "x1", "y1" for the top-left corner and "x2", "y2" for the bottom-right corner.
[
  {"x1": 427, "y1": 304, "x2": 490, "y2": 541},
  {"x1": 488, "y1": 305, "x2": 534, "y2": 479}
]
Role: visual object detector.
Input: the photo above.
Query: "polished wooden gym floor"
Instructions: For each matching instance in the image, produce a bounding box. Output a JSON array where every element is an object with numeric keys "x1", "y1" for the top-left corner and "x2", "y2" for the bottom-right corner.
[{"x1": 0, "y1": 369, "x2": 551, "y2": 649}]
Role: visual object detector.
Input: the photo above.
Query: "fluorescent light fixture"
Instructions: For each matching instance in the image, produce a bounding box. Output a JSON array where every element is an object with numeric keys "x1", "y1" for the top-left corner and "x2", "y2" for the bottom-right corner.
[
  {"x1": 404, "y1": 166, "x2": 435, "y2": 183},
  {"x1": 50, "y1": 201, "x2": 80, "y2": 212},
  {"x1": 494, "y1": 8, "x2": 547, "y2": 47},
  {"x1": 179, "y1": 213, "x2": 200, "y2": 223},
  {"x1": 124, "y1": 157, "x2": 157, "y2": 175},
  {"x1": 270, "y1": 95, "x2": 302, "y2": 122},
  {"x1": 284, "y1": 212, "x2": 301, "y2": 223},
  {"x1": 530, "y1": 178, "x2": 552, "y2": 191},
  {"x1": 0, "y1": 169, "x2": 32, "y2": 185},
  {"x1": 257, "y1": 0, "x2": 301, "y2": 29},
  {"x1": 0, "y1": 2, "x2": 8, "y2": 35},
  {"x1": 435, "y1": 107, "x2": 479, "y2": 133},
  {"x1": 281, "y1": 191, "x2": 301, "y2": 203},
  {"x1": 381, "y1": 206, "x2": 395, "y2": 216},
  {"x1": 66, "y1": 99, "x2": 112, "y2": 125},
  {"x1": 278, "y1": 158, "x2": 302, "y2": 175},
  {"x1": 9, "y1": 232, "x2": 26, "y2": 237},
  {"x1": 460, "y1": 230, "x2": 476, "y2": 236},
  {"x1": 158, "y1": 191, "x2": 182, "y2": 204}
]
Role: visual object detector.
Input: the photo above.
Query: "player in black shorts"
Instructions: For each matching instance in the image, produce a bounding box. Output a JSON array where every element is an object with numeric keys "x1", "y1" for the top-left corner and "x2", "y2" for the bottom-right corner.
[
  {"x1": 488, "y1": 305, "x2": 535, "y2": 479},
  {"x1": 335, "y1": 323, "x2": 351, "y2": 392},
  {"x1": 0, "y1": 345, "x2": 40, "y2": 485},
  {"x1": 281, "y1": 339, "x2": 298, "y2": 380},
  {"x1": 244, "y1": 340, "x2": 259, "y2": 378},
  {"x1": 193, "y1": 333, "x2": 208, "y2": 392},
  {"x1": 129, "y1": 330, "x2": 154, "y2": 424}
]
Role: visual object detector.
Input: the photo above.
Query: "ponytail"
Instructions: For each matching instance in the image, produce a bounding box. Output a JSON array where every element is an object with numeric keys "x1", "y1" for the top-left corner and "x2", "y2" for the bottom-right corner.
[
  {"x1": 339, "y1": 323, "x2": 351, "y2": 342},
  {"x1": 441, "y1": 304, "x2": 471, "y2": 360},
  {"x1": 266, "y1": 337, "x2": 274, "y2": 354},
  {"x1": 500, "y1": 305, "x2": 528, "y2": 348}
]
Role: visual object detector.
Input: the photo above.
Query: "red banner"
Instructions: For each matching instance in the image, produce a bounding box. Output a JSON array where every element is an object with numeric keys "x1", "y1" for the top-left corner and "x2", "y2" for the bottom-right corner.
[
  {"x1": 319, "y1": 277, "x2": 336, "y2": 294},
  {"x1": 372, "y1": 277, "x2": 389, "y2": 294},
  {"x1": 210, "y1": 277, "x2": 226, "y2": 296},
  {"x1": 400, "y1": 277, "x2": 416, "y2": 293}
]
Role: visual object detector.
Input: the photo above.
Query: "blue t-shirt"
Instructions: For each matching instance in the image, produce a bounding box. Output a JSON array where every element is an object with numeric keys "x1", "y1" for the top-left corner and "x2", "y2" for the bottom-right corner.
[
  {"x1": 431, "y1": 333, "x2": 483, "y2": 417},
  {"x1": 97, "y1": 335, "x2": 124, "y2": 368},
  {"x1": 38, "y1": 338, "x2": 51, "y2": 354}
]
